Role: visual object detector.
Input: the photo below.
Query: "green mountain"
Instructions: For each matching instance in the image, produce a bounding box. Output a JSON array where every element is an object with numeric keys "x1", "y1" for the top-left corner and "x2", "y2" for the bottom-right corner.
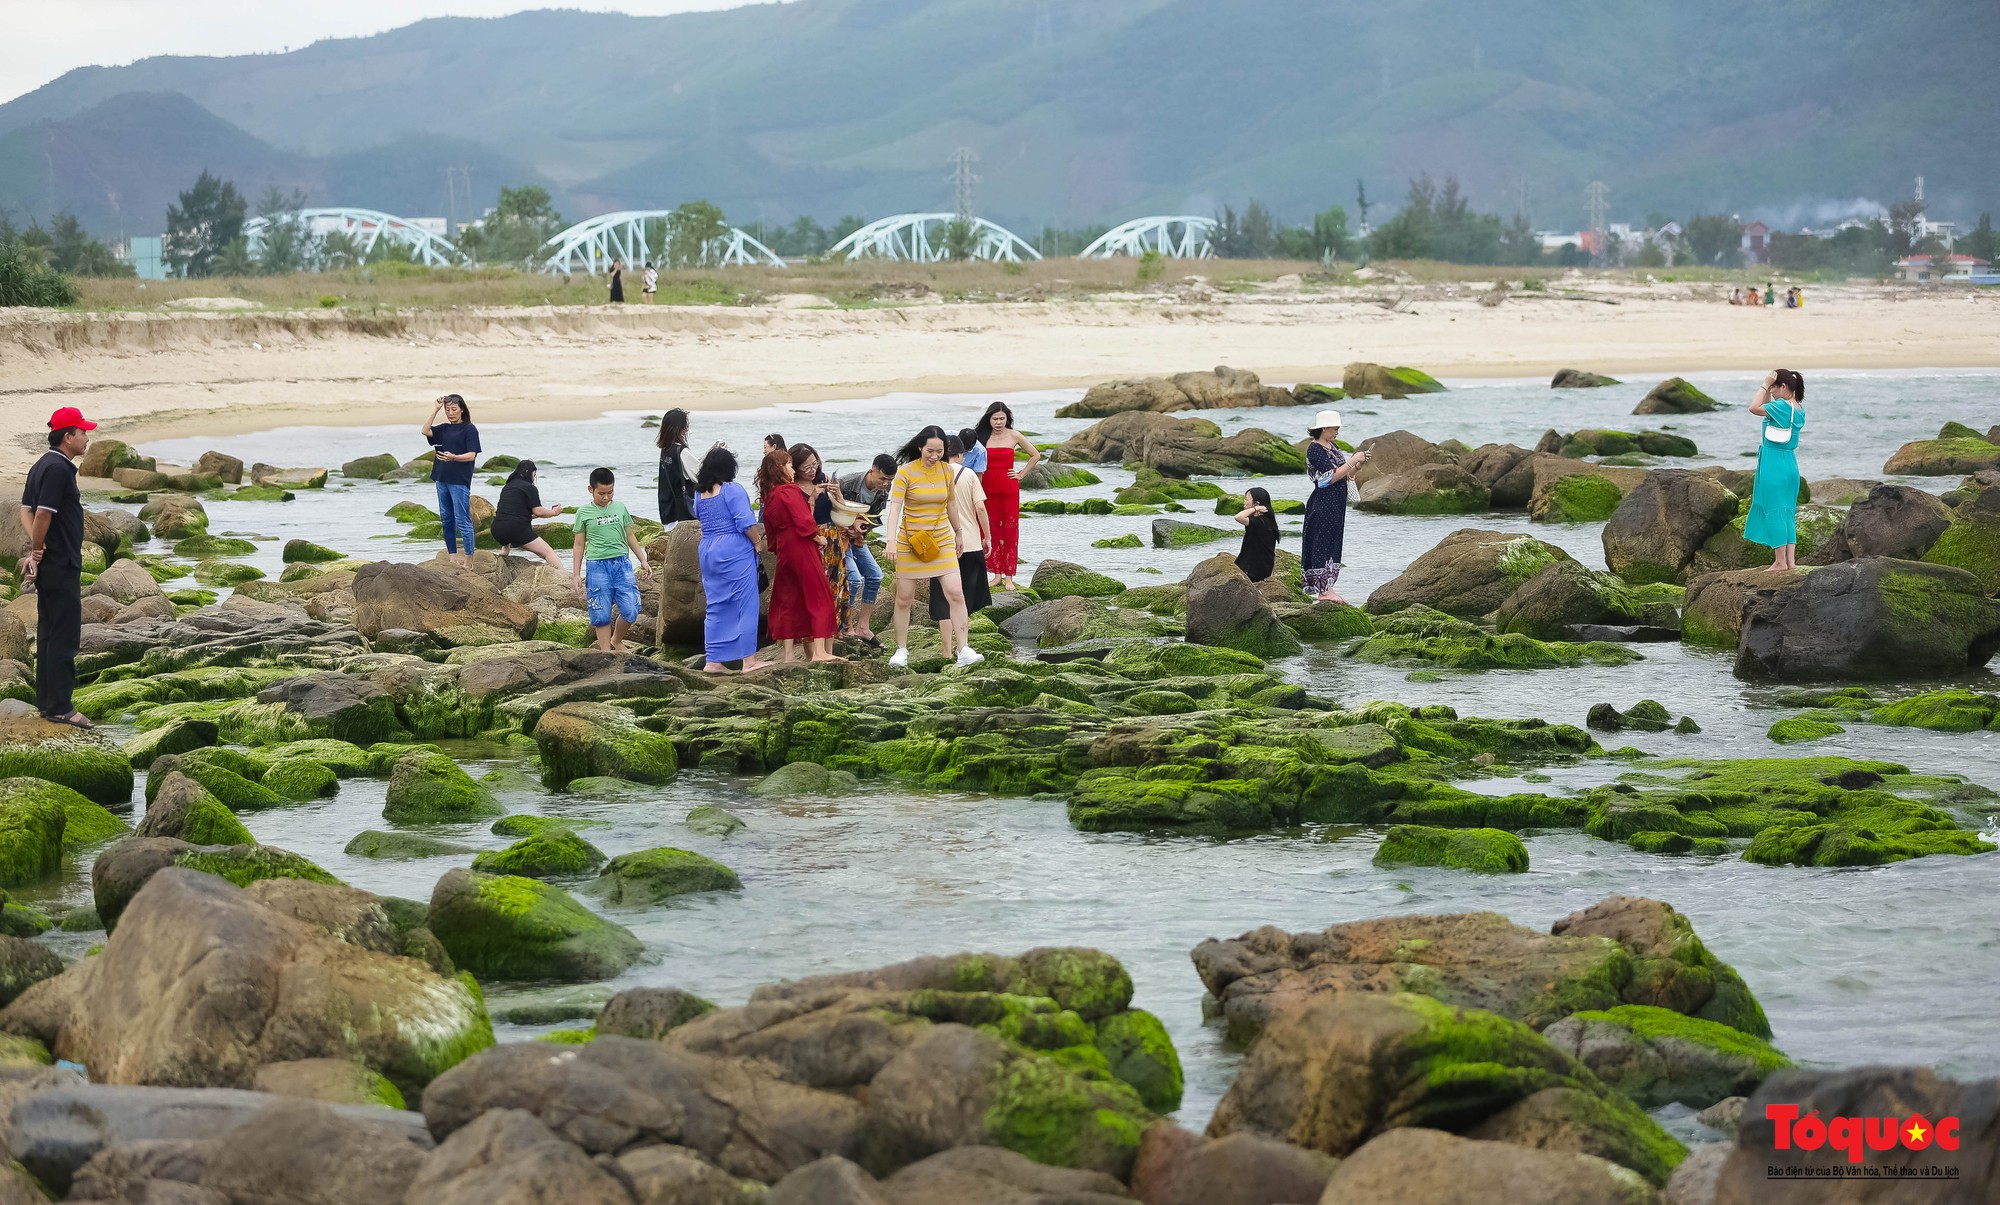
[{"x1": 3, "y1": 0, "x2": 1995, "y2": 238}]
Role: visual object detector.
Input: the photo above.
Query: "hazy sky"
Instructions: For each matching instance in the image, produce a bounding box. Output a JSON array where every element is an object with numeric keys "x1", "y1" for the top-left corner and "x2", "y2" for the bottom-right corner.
[{"x1": 1, "y1": 0, "x2": 768, "y2": 104}]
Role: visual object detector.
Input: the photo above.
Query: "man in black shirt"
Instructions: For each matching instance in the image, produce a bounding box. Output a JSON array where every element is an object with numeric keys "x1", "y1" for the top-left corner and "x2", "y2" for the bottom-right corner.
[{"x1": 19, "y1": 407, "x2": 95, "y2": 728}]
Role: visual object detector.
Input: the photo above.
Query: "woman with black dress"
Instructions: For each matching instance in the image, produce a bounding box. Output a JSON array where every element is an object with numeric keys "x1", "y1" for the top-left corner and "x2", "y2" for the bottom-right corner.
[
  {"x1": 492, "y1": 461, "x2": 566, "y2": 571},
  {"x1": 609, "y1": 259, "x2": 626, "y2": 303},
  {"x1": 1300, "y1": 409, "x2": 1370, "y2": 603},
  {"x1": 655, "y1": 409, "x2": 699, "y2": 527},
  {"x1": 1233, "y1": 486, "x2": 1279, "y2": 582}
]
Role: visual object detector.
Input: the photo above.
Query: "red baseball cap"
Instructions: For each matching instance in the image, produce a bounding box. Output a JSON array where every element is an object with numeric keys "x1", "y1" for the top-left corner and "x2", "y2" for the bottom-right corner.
[{"x1": 48, "y1": 407, "x2": 97, "y2": 431}]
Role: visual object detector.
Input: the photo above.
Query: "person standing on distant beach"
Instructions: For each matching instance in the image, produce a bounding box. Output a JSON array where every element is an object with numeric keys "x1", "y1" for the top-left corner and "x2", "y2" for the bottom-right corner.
[
  {"x1": 1745, "y1": 369, "x2": 1807, "y2": 572},
  {"x1": 609, "y1": 258, "x2": 625, "y2": 304},
  {"x1": 1301, "y1": 409, "x2": 1369, "y2": 604},
  {"x1": 1763, "y1": 282, "x2": 1775, "y2": 307},
  {"x1": 19, "y1": 407, "x2": 95, "y2": 730},
  {"x1": 421, "y1": 394, "x2": 481, "y2": 566},
  {"x1": 973, "y1": 401, "x2": 1039, "y2": 592},
  {"x1": 642, "y1": 262, "x2": 658, "y2": 304},
  {"x1": 491, "y1": 461, "x2": 566, "y2": 572}
]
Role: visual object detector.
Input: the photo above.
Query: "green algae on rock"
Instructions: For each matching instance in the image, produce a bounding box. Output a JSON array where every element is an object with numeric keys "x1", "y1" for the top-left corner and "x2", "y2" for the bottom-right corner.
[
  {"x1": 382, "y1": 749, "x2": 503, "y2": 823},
  {"x1": 1767, "y1": 717, "x2": 1844, "y2": 743},
  {"x1": 1374, "y1": 824, "x2": 1529, "y2": 873},
  {"x1": 472, "y1": 829, "x2": 607, "y2": 878},
  {"x1": 0, "y1": 782, "x2": 67, "y2": 887},
  {"x1": 1542, "y1": 1003, "x2": 1792, "y2": 1109},
  {"x1": 427, "y1": 868, "x2": 643, "y2": 981},
  {"x1": 0, "y1": 777, "x2": 128, "y2": 848},
  {"x1": 0, "y1": 723, "x2": 134, "y2": 807},
  {"x1": 1091, "y1": 533, "x2": 1142, "y2": 549},
  {"x1": 1029, "y1": 560, "x2": 1124, "y2": 600},
  {"x1": 531, "y1": 701, "x2": 678, "y2": 789},
  {"x1": 595, "y1": 847, "x2": 741, "y2": 904},
  {"x1": 344, "y1": 830, "x2": 476, "y2": 859},
  {"x1": 1536, "y1": 473, "x2": 1626, "y2": 523},
  {"x1": 1350, "y1": 605, "x2": 1643, "y2": 671}
]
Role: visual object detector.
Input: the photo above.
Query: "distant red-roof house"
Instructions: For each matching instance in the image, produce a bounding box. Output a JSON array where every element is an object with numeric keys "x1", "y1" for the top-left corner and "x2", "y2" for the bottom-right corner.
[{"x1": 1894, "y1": 253, "x2": 1991, "y2": 283}]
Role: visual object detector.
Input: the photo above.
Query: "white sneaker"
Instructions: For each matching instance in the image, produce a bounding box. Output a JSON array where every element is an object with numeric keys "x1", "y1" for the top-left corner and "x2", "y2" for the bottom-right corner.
[
  {"x1": 954, "y1": 645, "x2": 985, "y2": 667},
  {"x1": 888, "y1": 647, "x2": 909, "y2": 668}
]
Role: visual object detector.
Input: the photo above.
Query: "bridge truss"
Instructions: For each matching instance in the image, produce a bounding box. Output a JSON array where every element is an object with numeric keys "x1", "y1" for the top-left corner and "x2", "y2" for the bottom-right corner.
[
  {"x1": 539, "y1": 212, "x2": 787, "y2": 274},
  {"x1": 242, "y1": 208, "x2": 460, "y2": 267},
  {"x1": 828, "y1": 213, "x2": 1042, "y2": 263},
  {"x1": 1078, "y1": 216, "x2": 1217, "y2": 259}
]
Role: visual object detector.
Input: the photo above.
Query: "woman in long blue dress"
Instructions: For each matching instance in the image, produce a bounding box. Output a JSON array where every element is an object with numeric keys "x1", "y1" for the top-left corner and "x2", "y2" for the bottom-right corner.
[
  {"x1": 1300, "y1": 409, "x2": 1372, "y2": 602},
  {"x1": 1744, "y1": 369, "x2": 1807, "y2": 572},
  {"x1": 694, "y1": 447, "x2": 771, "y2": 674}
]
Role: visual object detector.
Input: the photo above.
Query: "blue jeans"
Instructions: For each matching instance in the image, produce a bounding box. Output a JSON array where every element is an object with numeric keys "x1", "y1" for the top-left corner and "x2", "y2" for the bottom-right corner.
[
  {"x1": 435, "y1": 482, "x2": 474, "y2": 554},
  {"x1": 585, "y1": 557, "x2": 640, "y2": 628},
  {"x1": 845, "y1": 540, "x2": 882, "y2": 604}
]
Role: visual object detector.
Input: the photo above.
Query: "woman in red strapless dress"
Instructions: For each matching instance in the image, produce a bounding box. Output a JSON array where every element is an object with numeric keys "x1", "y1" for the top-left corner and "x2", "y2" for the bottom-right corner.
[{"x1": 975, "y1": 401, "x2": 1040, "y2": 590}]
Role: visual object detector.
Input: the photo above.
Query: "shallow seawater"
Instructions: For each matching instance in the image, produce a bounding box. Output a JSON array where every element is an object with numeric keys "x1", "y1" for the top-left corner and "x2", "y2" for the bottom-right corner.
[{"x1": 127, "y1": 369, "x2": 2000, "y2": 1126}]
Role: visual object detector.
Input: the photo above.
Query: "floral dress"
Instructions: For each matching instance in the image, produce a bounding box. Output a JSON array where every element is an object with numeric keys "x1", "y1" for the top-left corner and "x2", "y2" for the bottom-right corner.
[{"x1": 1301, "y1": 441, "x2": 1348, "y2": 596}]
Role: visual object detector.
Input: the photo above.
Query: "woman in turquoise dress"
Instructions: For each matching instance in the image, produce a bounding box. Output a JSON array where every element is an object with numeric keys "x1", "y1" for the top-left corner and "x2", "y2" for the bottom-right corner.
[{"x1": 1745, "y1": 369, "x2": 1806, "y2": 571}]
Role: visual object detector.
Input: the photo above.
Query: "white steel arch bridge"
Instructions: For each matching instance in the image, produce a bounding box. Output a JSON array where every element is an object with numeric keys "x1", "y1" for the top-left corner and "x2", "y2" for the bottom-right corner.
[
  {"x1": 242, "y1": 208, "x2": 460, "y2": 267},
  {"x1": 1078, "y1": 216, "x2": 1217, "y2": 259},
  {"x1": 829, "y1": 213, "x2": 1042, "y2": 263},
  {"x1": 539, "y1": 211, "x2": 787, "y2": 274}
]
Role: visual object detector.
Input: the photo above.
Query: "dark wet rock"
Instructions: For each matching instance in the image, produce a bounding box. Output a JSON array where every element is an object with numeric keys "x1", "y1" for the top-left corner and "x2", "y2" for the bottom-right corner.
[
  {"x1": 1881, "y1": 421, "x2": 2000, "y2": 475},
  {"x1": 594, "y1": 847, "x2": 740, "y2": 904},
  {"x1": 1367, "y1": 529, "x2": 1575, "y2": 619},
  {"x1": 1586, "y1": 700, "x2": 1677, "y2": 733},
  {"x1": 420, "y1": 1036, "x2": 865, "y2": 1183},
  {"x1": 1602, "y1": 471, "x2": 1741, "y2": 584},
  {"x1": 85, "y1": 558, "x2": 167, "y2": 606},
  {"x1": 1193, "y1": 895, "x2": 1767, "y2": 1046},
  {"x1": 250, "y1": 1058, "x2": 407, "y2": 1108},
  {"x1": 753, "y1": 761, "x2": 857, "y2": 798},
  {"x1": 617, "y1": 1141, "x2": 768, "y2": 1204},
  {"x1": 1355, "y1": 462, "x2": 1490, "y2": 515},
  {"x1": 880, "y1": 1144, "x2": 1132, "y2": 1203},
  {"x1": 426, "y1": 868, "x2": 642, "y2": 982},
  {"x1": 767, "y1": 1156, "x2": 890, "y2": 1205},
  {"x1": 1184, "y1": 555, "x2": 1300, "y2": 658},
  {"x1": 1679, "y1": 568, "x2": 1812, "y2": 648},
  {"x1": 1690, "y1": 502, "x2": 1843, "y2": 576},
  {"x1": 1056, "y1": 365, "x2": 1299, "y2": 417},
  {"x1": 1207, "y1": 991, "x2": 1683, "y2": 1185},
  {"x1": 1343, "y1": 362, "x2": 1446, "y2": 399},
  {"x1": 1552, "y1": 368, "x2": 1621, "y2": 389},
  {"x1": 596, "y1": 986, "x2": 716, "y2": 1040},
  {"x1": 1, "y1": 869, "x2": 488, "y2": 1100},
  {"x1": 1129, "y1": 1123, "x2": 1336, "y2": 1205},
  {"x1": 1633, "y1": 377, "x2": 1719, "y2": 415},
  {"x1": 404, "y1": 1107, "x2": 631, "y2": 1205},
  {"x1": 1736, "y1": 558, "x2": 2000, "y2": 680},
  {"x1": 1324, "y1": 1126, "x2": 1663, "y2": 1204},
  {"x1": 1541, "y1": 1005, "x2": 1791, "y2": 1109},
  {"x1": 1809, "y1": 477, "x2": 1882, "y2": 505},
  {"x1": 1049, "y1": 412, "x2": 1306, "y2": 478},
  {"x1": 1496, "y1": 561, "x2": 1683, "y2": 641},
  {"x1": 352, "y1": 560, "x2": 538, "y2": 646}
]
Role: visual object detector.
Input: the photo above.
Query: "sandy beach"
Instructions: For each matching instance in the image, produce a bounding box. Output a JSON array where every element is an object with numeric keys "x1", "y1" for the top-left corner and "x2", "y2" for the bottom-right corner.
[{"x1": 4, "y1": 279, "x2": 1997, "y2": 473}]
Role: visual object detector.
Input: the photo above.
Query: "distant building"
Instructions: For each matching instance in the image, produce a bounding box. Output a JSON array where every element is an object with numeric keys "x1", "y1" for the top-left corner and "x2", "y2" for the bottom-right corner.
[
  {"x1": 125, "y1": 236, "x2": 166, "y2": 280},
  {"x1": 1740, "y1": 221, "x2": 1771, "y2": 264},
  {"x1": 1893, "y1": 254, "x2": 1989, "y2": 283}
]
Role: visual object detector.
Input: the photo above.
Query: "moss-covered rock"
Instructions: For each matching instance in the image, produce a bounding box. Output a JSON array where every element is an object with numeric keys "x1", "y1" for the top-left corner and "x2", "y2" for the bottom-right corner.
[
  {"x1": 685, "y1": 805, "x2": 747, "y2": 836},
  {"x1": 1351, "y1": 606, "x2": 1643, "y2": 672},
  {"x1": 532, "y1": 701, "x2": 678, "y2": 789},
  {"x1": 0, "y1": 777, "x2": 127, "y2": 849},
  {"x1": 242, "y1": 739, "x2": 376, "y2": 778},
  {"x1": 344, "y1": 830, "x2": 475, "y2": 859},
  {"x1": 594, "y1": 847, "x2": 741, "y2": 904},
  {"x1": 120, "y1": 718, "x2": 218, "y2": 769},
  {"x1": 751, "y1": 760, "x2": 858, "y2": 798},
  {"x1": 137, "y1": 773, "x2": 255, "y2": 846},
  {"x1": 1091, "y1": 533, "x2": 1142, "y2": 549},
  {"x1": 1150, "y1": 519, "x2": 1235, "y2": 548},
  {"x1": 1030, "y1": 560, "x2": 1124, "y2": 600},
  {"x1": 1090, "y1": 1008, "x2": 1183, "y2": 1112},
  {"x1": 0, "y1": 781, "x2": 68, "y2": 887},
  {"x1": 1542, "y1": 1003, "x2": 1792, "y2": 1109},
  {"x1": 1532, "y1": 472, "x2": 1626, "y2": 523},
  {"x1": 382, "y1": 750, "x2": 503, "y2": 823},
  {"x1": 258, "y1": 758, "x2": 339, "y2": 800},
  {"x1": 1374, "y1": 825, "x2": 1529, "y2": 873},
  {"x1": 173, "y1": 534, "x2": 258, "y2": 558},
  {"x1": 281, "y1": 539, "x2": 344, "y2": 564},
  {"x1": 1274, "y1": 601, "x2": 1374, "y2": 641},
  {"x1": 1865, "y1": 688, "x2": 2000, "y2": 732},
  {"x1": 1344, "y1": 362, "x2": 1446, "y2": 399},
  {"x1": 192, "y1": 559, "x2": 265, "y2": 586},
  {"x1": 427, "y1": 868, "x2": 643, "y2": 981},
  {"x1": 92, "y1": 837, "x2": 341, "y2": 930},
  {"x1": 1767, "y1": 717, "x2": 1843, "y2": 743},
  {"x1": 1882, "y1": 424, "x2": 2000, "y2": 475},
  {"x1": 0, "y1": 729, "x2": 134, "y2": 807},
  {"x1": 153, "y1": 748, "x2": 285, "y2": 811},
  {"x1": 1633, "y1": 377, "x2": 1719, "y2": 415},
  {"x1": 472, "y1": 830, "x2": 607, "y2": 878},
  {"x1": 341, "y1": 453, "x2": 402, "y2": 479}
]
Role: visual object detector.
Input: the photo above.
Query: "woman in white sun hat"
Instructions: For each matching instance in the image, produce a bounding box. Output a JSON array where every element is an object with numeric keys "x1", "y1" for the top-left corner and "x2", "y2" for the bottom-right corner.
[{"x1": 1301, "y1": 408, "x2": 1370, "y2": 603}]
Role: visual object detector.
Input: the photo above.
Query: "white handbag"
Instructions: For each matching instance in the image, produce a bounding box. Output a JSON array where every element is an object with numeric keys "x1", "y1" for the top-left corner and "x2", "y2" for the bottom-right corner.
[{"x1": 1763, "y1": 414, "x2": 1796, "y2": 446}]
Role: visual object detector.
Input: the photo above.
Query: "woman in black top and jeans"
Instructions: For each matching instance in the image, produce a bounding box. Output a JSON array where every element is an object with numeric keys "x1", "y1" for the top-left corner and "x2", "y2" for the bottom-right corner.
[
  {"x1": 492, "y1": 461, "x2": 566, "y2": 571},
  {"x1": 656, "y1": 409, "x2": 699, "y2": 527}
]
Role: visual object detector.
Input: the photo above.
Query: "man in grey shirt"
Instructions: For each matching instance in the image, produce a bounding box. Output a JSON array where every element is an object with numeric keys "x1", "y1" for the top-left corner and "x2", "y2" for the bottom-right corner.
[{"x1": 833, "y1": 454, "x2": 896, "y2": 641}]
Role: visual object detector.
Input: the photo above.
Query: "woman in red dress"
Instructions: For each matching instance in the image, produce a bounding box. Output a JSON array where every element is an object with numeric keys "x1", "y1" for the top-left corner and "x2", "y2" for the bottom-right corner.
[
  {"x1": 974, "y1": 400, "x2": 1041, "y2": 592},
  {"x1": 755, "y1": 449, "x2": 843, "y2": 663}
]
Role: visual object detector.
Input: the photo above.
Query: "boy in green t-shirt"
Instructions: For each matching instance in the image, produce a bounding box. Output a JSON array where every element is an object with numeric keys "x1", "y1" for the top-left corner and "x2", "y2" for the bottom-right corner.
[{"x1": 571, "y1": 467, "x2": 651, "y2": 651}]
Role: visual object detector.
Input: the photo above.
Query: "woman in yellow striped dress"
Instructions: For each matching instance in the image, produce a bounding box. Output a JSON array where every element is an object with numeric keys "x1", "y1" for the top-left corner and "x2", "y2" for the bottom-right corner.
[{"x1": 883, "y1": 424, "x2": 980, "y2": 668}]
